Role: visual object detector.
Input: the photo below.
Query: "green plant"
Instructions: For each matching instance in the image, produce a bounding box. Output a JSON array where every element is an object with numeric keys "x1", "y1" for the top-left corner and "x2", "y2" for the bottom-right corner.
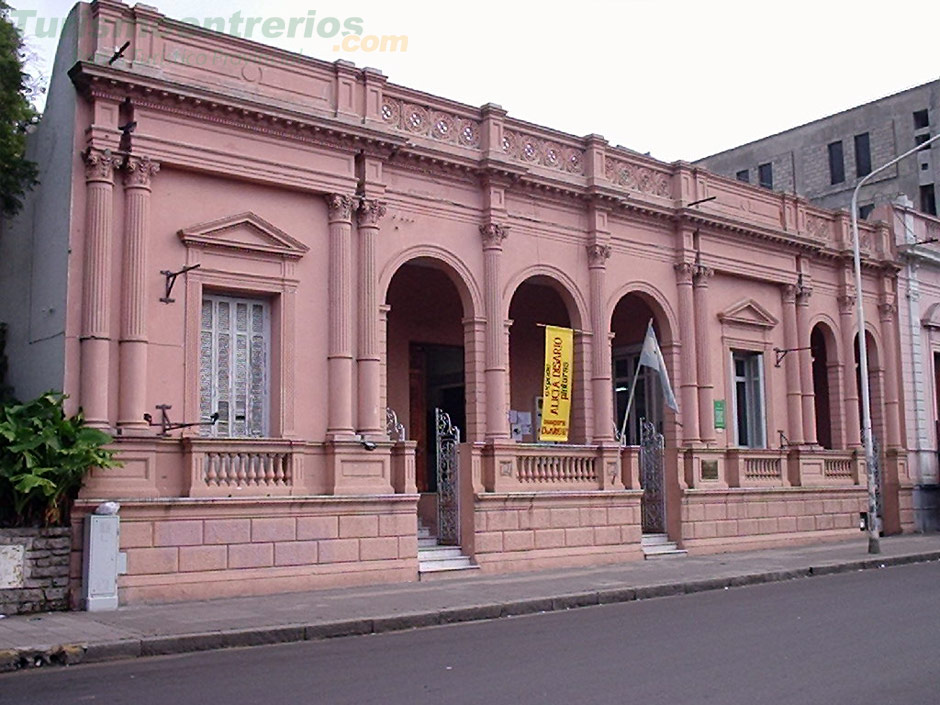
[{"x1": 0, "y1": 393, "x2": 119, "y2": 527}]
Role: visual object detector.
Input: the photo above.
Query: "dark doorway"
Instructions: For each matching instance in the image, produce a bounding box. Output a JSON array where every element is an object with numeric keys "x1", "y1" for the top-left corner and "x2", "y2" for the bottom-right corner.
[
  {"x1": 811, "y1": 325, "x2": 833, "y2": 449},
  {"x1": 409, "y1": 343, "x2": 465, "y2": 493}
]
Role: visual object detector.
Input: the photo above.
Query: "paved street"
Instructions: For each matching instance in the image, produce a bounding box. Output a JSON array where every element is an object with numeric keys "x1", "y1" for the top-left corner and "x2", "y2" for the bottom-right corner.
[{"x1": 3, "y1": 561, "x2": 938, "y2": 705}]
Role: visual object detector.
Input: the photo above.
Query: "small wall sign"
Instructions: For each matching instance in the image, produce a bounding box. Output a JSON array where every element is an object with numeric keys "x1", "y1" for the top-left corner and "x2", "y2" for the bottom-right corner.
[{"x1": 714, "y1": 400, "x2": 726, "y2": 430}]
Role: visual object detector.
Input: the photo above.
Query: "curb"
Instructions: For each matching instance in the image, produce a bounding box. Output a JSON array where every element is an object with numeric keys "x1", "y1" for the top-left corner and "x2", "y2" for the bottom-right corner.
[{"x1": 3, "y1": 550, "x2": 939, "y2": 673}]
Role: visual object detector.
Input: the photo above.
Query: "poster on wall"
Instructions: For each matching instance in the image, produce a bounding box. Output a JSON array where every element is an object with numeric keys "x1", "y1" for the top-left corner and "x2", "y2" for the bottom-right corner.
[{"x1": 538, "y1": 325, "x2": 573, "y2": 442}]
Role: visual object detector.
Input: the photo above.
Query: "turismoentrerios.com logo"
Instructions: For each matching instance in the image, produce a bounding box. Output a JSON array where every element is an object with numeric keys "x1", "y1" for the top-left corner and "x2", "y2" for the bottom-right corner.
[{"x1": 10, "y1": 9, "x2": 409, "y2": 54}]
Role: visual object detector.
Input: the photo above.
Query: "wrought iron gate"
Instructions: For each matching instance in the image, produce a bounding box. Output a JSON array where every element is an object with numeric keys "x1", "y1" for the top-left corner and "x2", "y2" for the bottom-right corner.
[
  {"x1": 639, "y1": 417, "x2": 666, "y2": 534},
  {"x1": 435, "y1": 408, "x2": 460, "y2": 545}
]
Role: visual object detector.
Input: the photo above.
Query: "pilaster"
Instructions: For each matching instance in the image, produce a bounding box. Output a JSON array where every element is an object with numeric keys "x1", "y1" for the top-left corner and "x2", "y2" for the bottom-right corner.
[
  {"x1": 780, "y1": 283, "x2": 803, "y2": 445},
  {"x1": 693, "y1": 264, "x2": 715, "y2": 444},
  {"x1": 838, "y1": 293, "x2": 862, "y2": 449},
  {"x1": 795, "y1": 284, "x2": 817, "y2": 446},
  {"x1": 674, "y1": 262, "x2": 699, "y2": 444},
  {"x1": 80, "y1": 148, "x2": 118, "y2": 428},
  {"x1": 481, "y1": 221, "x2": 510, "y2": 440},
  {"x1": 326, "y1": 193, "x2": 356, "y2": 439},
  {"x1": 356, "y1": 198, "x2": 386, "y2": 438},
  {"x1": 117, "y1": 155, "x2": 159, "y2": 430}
]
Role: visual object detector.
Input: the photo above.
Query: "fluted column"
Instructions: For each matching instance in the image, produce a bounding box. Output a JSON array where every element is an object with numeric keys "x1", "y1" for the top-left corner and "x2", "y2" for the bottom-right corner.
[
  {"x1": 481, "y1": 223, "x2": 510, "y2": 440},
  {"x1": 117, "y1": 156, "x2": 159, "y2": 430},
  {"x1": 838, "y1": 294, "x2": 862, "y2": 449},
  {"x1": 795, "y1": 286, "x2": 817, "y2": 446},
  {"x1": 326, "y1": 194, "x2": 356, "y2": 439},
  {"x1": 693, "y1": 265, "x2": 715, "y2": 444},
  {"x1": 588, "y1": 243, "x2": 614, "y2": 443},
  {"x1": 80, "y1": 149, "x2": 118, "y2": 428},
  {"x1": 674, "y1": 263, "x2": 699, "y2": 444},
  {"x1": 781, "y1": 284, "x2": 803, "y2": 445},
  {"x1": 356, "y1": 199, "x2": 386, "y2": 438},
  {"x1": 879, "y1": 300, "x2": 903, "y2": 449}
]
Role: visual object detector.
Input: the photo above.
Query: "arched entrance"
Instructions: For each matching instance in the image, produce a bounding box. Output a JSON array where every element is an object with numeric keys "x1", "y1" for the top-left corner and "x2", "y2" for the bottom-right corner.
[
  {"x1": 610, "y1": 292, "x2": 672, "y2": 445},
  {"x1": 811, "y1": 323, "x2": 839, "y2": 449},
  {"x1": 508, "y1": 276, "x2": 584, "y2": 443},
  {"x1": 610, "y1": 290, "x2": 675, "y2": 537},
  {"x1": 385, "y1": 259, "x2": 473, "y2": 541}
]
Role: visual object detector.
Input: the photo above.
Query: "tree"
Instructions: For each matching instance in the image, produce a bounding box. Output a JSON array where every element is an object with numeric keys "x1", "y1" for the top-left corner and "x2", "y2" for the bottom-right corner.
[{"x1": 0, "y1": 1, "x2": 39, "y2": 218}]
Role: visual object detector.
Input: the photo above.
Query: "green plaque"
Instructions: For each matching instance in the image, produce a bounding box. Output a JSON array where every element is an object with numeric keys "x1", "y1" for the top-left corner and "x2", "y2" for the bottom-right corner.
[{"x1": 714, "y1": 400, "x2": 726, "y2": 430}]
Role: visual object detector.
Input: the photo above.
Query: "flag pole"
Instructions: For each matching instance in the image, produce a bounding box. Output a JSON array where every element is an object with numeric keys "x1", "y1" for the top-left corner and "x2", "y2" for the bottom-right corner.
[{"x1": 618, "y1": 319, "x2": 654, "y2": 447}]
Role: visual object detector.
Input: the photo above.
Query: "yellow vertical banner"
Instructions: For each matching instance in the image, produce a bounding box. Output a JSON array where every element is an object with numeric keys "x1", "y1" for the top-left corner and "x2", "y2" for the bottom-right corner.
[{"x1": 539, "y1": 325, "x2": 573, "y2": 442}]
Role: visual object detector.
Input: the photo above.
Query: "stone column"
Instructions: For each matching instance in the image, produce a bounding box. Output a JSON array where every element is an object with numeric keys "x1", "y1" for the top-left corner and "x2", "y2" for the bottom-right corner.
[
  {"x1": 117, "y1": 156, "x2": 159, "y2": 430},
  {"x1": 356, "y1": 198, "x2": 386, "y2": 438},
  {"x1": 326, "y1": 194, "x2": 356, "y2": 439},
  {"x1": 781, "y1": 284, "x2": 803, "y2": 445},
  {"x1": 693, "y1": 265, "x2": 715, "y2": 444},
  {"x1": 481, "y1": 223, "x2": 510, "y2": 440},
  {"x1": 588, "y1": 243, "x2": 614, "y2": 443},
  {"x1": 795, "y1": 286, "x2": 817, "y2": 446},
  {"x1": 80, "y1": 149, "x2": 118, "y2": 428},
  {"x1": 674, "y1": 263, "x2": 699, "y2": 444},
  {"x1": 879, "y1": 300, "x2": 903, "y2": 449},
  {"x1": 838, "y1": 294, "x2": 862, "y2": 449}
]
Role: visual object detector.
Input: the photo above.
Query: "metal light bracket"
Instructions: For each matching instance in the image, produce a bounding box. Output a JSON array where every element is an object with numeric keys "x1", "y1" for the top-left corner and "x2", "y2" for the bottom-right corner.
[
  {"x1": 160, "y1": 264, "x2": 200, "y2": 304},
  {"x1": 143, "y1": 404, "x2": 219, "y2": 437},
  {"x1": 773, "y1": 346, "x2": 811, "y2": 367}
]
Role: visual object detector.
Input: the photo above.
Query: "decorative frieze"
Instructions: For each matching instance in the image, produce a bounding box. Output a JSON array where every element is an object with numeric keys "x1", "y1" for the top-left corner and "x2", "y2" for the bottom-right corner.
[
  {"x1": 605, "y1": 156, "x2": 671, "y2": 197},
  {"x1": 501, "y1": 130, "x2": 584, "y2": 174},
  {"x1": 380, "y1": 97, "x2": 481, "y2": 148}
]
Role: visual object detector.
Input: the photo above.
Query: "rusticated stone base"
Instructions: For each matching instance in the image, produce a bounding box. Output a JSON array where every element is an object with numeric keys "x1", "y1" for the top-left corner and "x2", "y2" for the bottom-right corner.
[
  {"x1": 470, "y1": 490, "x2": 644, "y2": 572},
  {"x1": 68, "y1": 495, "x2": 418, "y2": 606},
  {"x1": 680, "y1": 487, "x2": 867, "y2": 553},
  {"x1": 0, "y1": 527, "x2": 71, "y2": 615}
]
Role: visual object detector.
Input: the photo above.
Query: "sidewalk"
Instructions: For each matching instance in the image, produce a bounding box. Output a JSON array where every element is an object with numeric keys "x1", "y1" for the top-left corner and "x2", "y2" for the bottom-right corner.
[{"x1": 2, "y1": 534, "x2": 940, "y2": 672}]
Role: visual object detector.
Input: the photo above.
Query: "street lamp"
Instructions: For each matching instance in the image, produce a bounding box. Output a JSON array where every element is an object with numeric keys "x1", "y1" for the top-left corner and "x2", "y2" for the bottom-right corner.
[{"x1": 851, "y1": 131, "x2": 940, "y2": 554}]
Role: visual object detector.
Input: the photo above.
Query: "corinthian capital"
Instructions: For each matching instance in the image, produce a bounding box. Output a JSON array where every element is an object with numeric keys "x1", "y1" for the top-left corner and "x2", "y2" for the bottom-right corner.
[
  {"x1": 325, "y1": 193, "x2": 355, "y2": 223},
  {"x1": 674, "y1": 261, "x2": 694, "y2": 284},
  {"x1": 82, "y1": 148, "x2": 118, "y2": 184},
  {"x1": 586, "y1": 243, "x2": 611, "y2": 267},
  {"x1": 837, "y1": 294, "x2": 856, "y2": 315},
  {"x1": 480, "y1": 222, "x2": 509, "y2": 249},
  {"x1": 123, "y1": 156, "x2": 160, "y2": 189},
  {"x1": 357, "y1": 199, "x2": 387, "y2": 227},
  {"x1": 781, "y1": 283, "x2": 798, "y2": 304}
]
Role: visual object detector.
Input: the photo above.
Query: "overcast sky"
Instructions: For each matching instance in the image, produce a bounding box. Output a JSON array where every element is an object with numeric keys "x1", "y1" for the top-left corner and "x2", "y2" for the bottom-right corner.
[{"x1": 18, "y1": 0, "x2": 940, "y2": 162}]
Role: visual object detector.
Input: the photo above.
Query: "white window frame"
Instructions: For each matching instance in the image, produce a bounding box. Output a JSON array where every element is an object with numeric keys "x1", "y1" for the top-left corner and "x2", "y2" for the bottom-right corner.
[
  {"x1": 200, "y1": 293, "x2": 271, "y2": 438},
  {"x1": 730, "y1": 350, "x2": 766, "y2": 448}
]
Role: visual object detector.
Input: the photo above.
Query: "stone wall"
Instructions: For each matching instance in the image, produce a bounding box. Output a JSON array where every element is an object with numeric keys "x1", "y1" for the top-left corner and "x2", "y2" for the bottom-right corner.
[
  {"x1": 471, "y1": 491, "x2": 644, "y2": 572},
  {"x1": 69, "y1": 497, "x2": 418, "y2": 605},
  {"x1": 680, "y1": 487, "x2": 867, "y2": 553},
  {"x1": 0, "y1": 528, "x2": 70, "y2": 615}
]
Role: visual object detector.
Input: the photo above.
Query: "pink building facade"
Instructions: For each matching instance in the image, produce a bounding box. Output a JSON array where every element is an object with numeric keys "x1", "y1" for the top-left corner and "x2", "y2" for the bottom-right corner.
[{"x1": 0, "y1": 1, "x2": 915, "y2": 605}]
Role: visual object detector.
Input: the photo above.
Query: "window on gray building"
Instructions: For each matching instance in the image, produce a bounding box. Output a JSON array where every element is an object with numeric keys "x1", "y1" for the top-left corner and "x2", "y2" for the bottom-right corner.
[
  {"x1": 914, "y1": 109, "x2": 929, "y2": 130},
  {"x1": 921, "y1": 184, "x2": 937, "y2": 216},
  {"x1": 858, "y1": 204, "x2": 875, "y2": 220},
  {"x1": 736, "y1": 169, "x2": 750, "y2": 183},
  {"x1": 916, "y1": 133, "x2": 932, "y2": 151},
  {"x1": 854, "y1": 133, "x2": 871, "y2": 177},
  {"x1": 758, "y1": 163, "x2": 773, "y2": 190},
  {"x1": 828, "y1": 141, "x2": 845, "y2": 184}
]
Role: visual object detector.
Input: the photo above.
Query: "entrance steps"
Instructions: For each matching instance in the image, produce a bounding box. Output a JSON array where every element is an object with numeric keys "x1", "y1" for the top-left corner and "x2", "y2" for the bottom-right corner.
[
  {"x1": 417, "y1": 522, "x2": 478, "y2": 580},
  {"x1": 641, "y1": 533, "x2": 687, "y2": 559}
]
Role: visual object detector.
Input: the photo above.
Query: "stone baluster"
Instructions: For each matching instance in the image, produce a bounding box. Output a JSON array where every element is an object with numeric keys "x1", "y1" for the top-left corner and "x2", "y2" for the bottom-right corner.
[
  {"x1": 80, "y1": 149, "x2": 118, "y2": 428},
  {"x1": 326, "y1": 194, "x2": 356, "y2": 439},
  {"x1": 356, "y1": 198, "x2": 386, "y2": 438},
  {"x1": 118, "y1": 156, "x2": 159, "y2": 430}
]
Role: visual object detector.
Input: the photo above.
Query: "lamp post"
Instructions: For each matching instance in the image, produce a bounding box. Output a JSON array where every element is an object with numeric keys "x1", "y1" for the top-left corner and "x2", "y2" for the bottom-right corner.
[{"x1": 851, "y1": 131, "x2": 940, "y2": 554}]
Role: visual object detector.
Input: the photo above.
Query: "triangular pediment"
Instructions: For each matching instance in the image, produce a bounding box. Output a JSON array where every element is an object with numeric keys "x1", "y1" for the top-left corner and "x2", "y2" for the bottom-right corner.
[
  {"x1": 717, "y1": 299, "x2": 778, "y2": 329},
  {"x1": 178, "y1": 213, "x2": 309, "y2": 260}
]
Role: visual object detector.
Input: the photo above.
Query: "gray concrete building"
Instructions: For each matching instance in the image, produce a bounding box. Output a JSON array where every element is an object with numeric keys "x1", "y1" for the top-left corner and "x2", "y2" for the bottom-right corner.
[{"x1": 696, "y1": 79, "x2": 939, "y2": 219}]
